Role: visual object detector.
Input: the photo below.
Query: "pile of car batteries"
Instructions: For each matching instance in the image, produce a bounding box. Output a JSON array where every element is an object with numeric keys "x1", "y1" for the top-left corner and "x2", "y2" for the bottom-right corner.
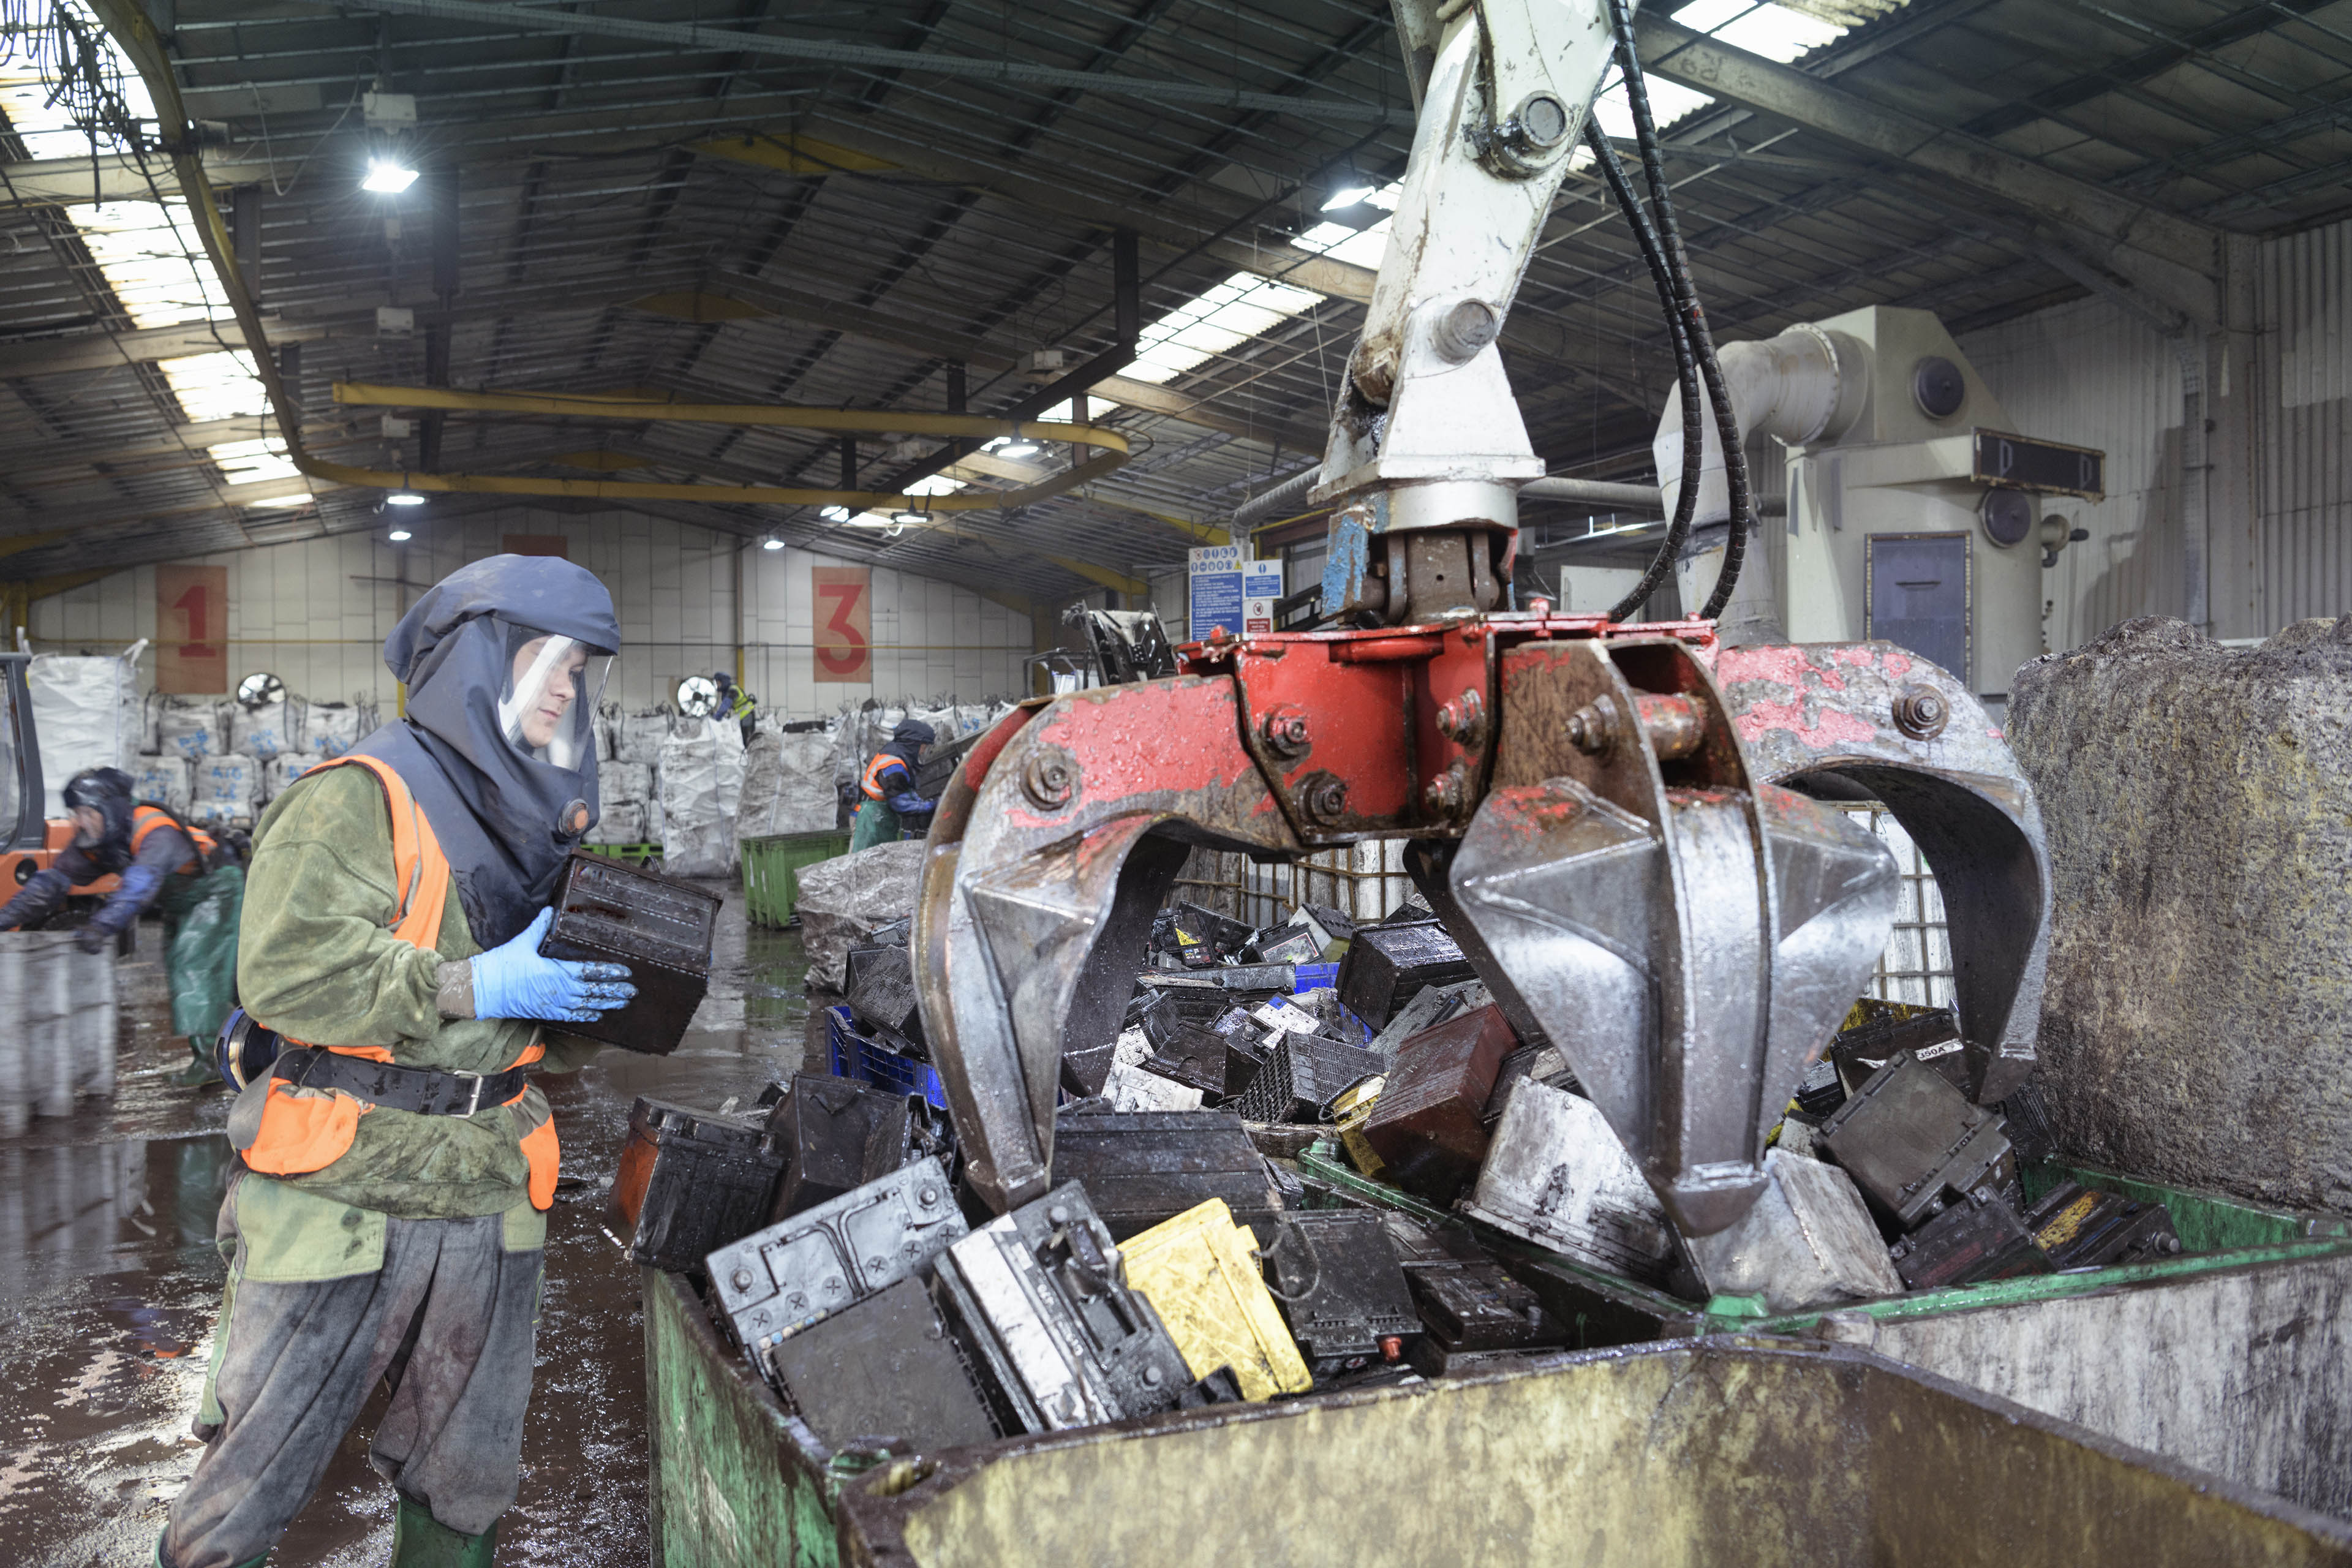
[{"x1": 620, "y1": 909, "x2": 2198, "y2": 1461}]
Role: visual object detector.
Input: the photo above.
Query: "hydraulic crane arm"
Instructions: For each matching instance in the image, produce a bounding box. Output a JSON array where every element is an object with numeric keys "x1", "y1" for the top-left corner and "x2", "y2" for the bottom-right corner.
[{"x1": 1317, "y1": 0, "x2": 1619, "y2": 622}]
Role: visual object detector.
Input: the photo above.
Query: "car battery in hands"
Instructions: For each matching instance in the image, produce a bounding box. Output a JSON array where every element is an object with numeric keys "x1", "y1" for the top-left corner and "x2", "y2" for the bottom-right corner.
[{"x1": 538, "y1": 851, "x2": 723, "y2": 1056}]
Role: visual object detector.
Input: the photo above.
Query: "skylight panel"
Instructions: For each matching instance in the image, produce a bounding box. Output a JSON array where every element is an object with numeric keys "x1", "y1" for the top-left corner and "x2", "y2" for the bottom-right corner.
[
  {"x1": 70, "y1": 201, "x2": 229, "y2": 327},
  {"x1": 1671, "y1": 0, "x2": 1843, "y2": 62},
  {"x1": 208, "y1": 437, "x2": 302, "y2": 486},
  {"x1": 1122, "y1": 181, "x2": 1401, "y2": 389}
]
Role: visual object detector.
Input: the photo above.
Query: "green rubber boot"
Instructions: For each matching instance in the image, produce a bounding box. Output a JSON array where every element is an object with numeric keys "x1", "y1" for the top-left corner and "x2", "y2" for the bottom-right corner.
[
  {"x1": 390, "y1": 1495, "x2": 499, "y2": 1568},
  {"x1": 165, "y1": 1036, "x2": 219, "y2": 1088}
]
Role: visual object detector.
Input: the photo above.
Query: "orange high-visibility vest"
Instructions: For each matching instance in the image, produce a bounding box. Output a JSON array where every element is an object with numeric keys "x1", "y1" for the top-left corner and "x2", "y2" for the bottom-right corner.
[
  {"x1": 240, "y1": 754, "x2": 557, "y2": 1208},
  {"x1": 130, "y1": 804, "x2": 216, "y2": 873},
  {"x1": 861, "y1": 750, "x2": 910, "y2": 802}
]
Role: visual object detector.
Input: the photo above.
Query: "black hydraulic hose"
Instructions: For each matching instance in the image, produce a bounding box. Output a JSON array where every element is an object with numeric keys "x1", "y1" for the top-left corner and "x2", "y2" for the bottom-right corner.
[
  {"x1": 1602, "y1": 0, "x2": 1754, "y2": 620},
  {"x1": 1590, "y1": 119, "x2": 1701, "y2": 624}
]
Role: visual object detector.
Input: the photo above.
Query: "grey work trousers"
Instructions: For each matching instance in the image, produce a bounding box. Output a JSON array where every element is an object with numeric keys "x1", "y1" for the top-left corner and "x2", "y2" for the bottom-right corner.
[{"x1": 160, "y1": 1172, "x2": 545, "y2": 1568}]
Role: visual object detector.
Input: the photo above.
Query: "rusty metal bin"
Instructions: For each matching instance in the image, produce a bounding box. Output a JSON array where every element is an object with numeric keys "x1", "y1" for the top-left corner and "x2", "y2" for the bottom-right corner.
[
  {"x1": 1296, "y1": 1143, "x2": 2352, "y2": 1521},
  {"x1": 643, "y1": 1269, "x2": 2352, "y2": 1568},
  {"x1": 835, "y1": 1340, "x2": 2352, "y2": 1568}
]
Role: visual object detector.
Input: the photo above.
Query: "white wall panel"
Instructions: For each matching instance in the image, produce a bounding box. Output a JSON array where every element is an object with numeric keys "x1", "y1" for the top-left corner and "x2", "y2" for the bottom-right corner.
[
  {"x1": 2257, "y1": 217, "x2": 2352, "y2": 630},
  {"x1": 1960, "y1": 295, "x2": 2186, "y2": 657},
  {"x1": 32, "y1": 510, "x2": 1033, "y2": 720}
]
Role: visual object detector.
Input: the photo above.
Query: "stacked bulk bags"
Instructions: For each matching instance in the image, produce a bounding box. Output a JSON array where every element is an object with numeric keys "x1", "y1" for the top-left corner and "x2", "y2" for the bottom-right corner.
[
  {"x1": 26, "y1": 654, "x2": 141, "y2": 815},
  {"x1": 131, "y1": 758, "x2": 192, "y2": 815},
  {"x1": 658, "y1": 717, "x2": 745, "y2": 876},
  {"x1": 189, "y1": 753, "x2": 261, "y2": 824},
  {"x1": 301, "y1": 701, "x2": 362, "y2": 759},
  {"x1": 154, "y1": 697, "x2": 223, "y2": 763}
]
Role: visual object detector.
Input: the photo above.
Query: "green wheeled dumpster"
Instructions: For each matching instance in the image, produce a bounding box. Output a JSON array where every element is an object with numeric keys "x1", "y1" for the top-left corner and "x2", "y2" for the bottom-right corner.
[{"x1": 740, "y1": 829, "x2": 852, "y2": 929}]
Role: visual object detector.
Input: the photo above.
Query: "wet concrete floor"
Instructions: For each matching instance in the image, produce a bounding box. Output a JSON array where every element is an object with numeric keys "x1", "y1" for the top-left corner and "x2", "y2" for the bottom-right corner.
[{"x1": 0, "y1": 884, "x2": 827, "y2": 1567}]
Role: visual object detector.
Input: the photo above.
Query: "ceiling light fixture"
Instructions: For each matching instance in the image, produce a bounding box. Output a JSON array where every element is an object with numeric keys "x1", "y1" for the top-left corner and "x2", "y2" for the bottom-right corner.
[
  {"x1": 818, "y1": 505, "x2": 851, "y2": 521},
  {"x1": 761, "y1": 536, "x2": 784, "y2": 551},
  {"x1": 892, "y1": 511, "x2": 925, "y2": 526},
  {"x1": 385, "y1": 491, "x2": 426, "y2": 505},
  {"x1": 1322, "y1": 183, "x2": 1375, "y2": 211},
  {"x1": 387, "y1": 528, "x2": 412, "y2": 542},
  {"x1": 997, "y1": 438, "x2": 1039, "y2": 459},
  {"x1": 363, "y1": 160, "x2": 420, "y2": 194}
]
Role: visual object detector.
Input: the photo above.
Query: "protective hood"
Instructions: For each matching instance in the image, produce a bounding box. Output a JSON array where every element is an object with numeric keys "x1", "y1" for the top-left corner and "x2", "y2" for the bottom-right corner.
[
  {"x1": 353, "y1": 554, "x2": 620, "y2": 946},
  {"x1": 64, "y1": 766, "x2": 136, "y2": 873},
  {"x1": 882, "y1": 718, "x2": 936, "y2": 769}
]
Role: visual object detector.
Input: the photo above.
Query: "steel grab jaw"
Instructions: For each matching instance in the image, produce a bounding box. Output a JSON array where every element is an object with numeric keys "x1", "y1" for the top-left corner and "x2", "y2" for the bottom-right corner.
[
  {"x1": 912, "y1": 679, "x2": 1302, "y2": 1216},
  {"x1": 1440, "y1": 639, "x2": 1902, "y2": 1235}
]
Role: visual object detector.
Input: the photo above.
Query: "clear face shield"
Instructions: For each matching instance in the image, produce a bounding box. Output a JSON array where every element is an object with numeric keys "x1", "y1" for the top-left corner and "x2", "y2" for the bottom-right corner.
[{"x1": 497, "y1": 625, "x2": 612, "y2": 771}]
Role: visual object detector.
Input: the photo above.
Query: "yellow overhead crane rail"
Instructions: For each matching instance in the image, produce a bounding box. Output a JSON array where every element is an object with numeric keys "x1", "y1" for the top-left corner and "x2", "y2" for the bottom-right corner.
[
  {"x1": 80, "y1": 0, "x2": 1133, "y2": 535},
  {"x1": 326, "y1": 383, "x2": 1128, "y2": 511}
]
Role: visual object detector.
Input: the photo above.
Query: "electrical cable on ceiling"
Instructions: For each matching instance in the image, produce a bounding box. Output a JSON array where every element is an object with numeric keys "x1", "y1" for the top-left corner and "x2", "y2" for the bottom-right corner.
[
  {"x1": 1587, "y1": 119, "x2": 1700, "y2": 624},
  {"x1": 1601, "y1": 0, "x2": 1756, "y2": 620}
]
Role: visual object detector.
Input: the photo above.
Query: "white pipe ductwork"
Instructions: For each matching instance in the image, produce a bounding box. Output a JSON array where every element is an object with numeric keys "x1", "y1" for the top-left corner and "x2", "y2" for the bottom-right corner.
[{"x1": 1653, "y1": 323, "x2": 1862, "y2": 526}]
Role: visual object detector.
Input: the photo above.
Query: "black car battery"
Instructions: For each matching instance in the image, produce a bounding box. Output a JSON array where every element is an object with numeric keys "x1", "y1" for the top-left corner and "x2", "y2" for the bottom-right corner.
[
  {"x1": 1830, "y1": 1006, "x2": 1972, "y2": 1096},
  {"x1": 767, "y1": 1072, "x2": 916, "y2": 1221},
  {"x1": 1047, "y1": 1107, "x2": 1282, "y2": 1242},
  {"x1": 1405, "y1": 1261, "x2": 1564, "y2": 1374},
  {"x1": 1335, "y1": 919, "x2": 1479, "y2": 1030},
  {"x1": 1888, "y1": 1185, "x2": 2055, "y2": 1290},
  {"x1": 612, "y1": 1098, "x2": 783, "y2": 1272},
  {"x1": 706, "y1": 1155, "x2": 968, "y2": 1364},
  {"x1": 764, "y1": 1276, "x2": 1000, "y2": 1453},
  {"x1": 930, "y1": 1182, "x2": 1194, "y2": 1434},
  {"x1": 2026, "y1": 1181, "x2": 2187, "y2": 1270},
  {"x1": 1818, "y1": 1050, "x2": 2015, "y2": 1232},
  {"x1": 1231, "y1": 1026, "x2": 1379, "y2": 1124},
  {"x1": 846, "y1": 944, "x2": 925, "y2": 1050},
  {"x1": 538, "y1": 851, "x2": 723, "y2": 1056},
  {"x1": 1142, "y1": 1020, "x2": 1263, "y2": 1103},
  {"x1": 1264, "y1": 1210, "x2": 1420, "y2": 1378}
]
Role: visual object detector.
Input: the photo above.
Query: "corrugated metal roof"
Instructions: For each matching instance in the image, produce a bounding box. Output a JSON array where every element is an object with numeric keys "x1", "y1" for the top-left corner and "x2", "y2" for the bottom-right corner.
[{"x1": 2, "y1": 0, "x2": 2345, "y2": 600}]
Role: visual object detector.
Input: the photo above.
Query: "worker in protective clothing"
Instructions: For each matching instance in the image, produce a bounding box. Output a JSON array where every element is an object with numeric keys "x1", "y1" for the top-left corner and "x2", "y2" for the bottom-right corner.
[
  {"x1": 850, "y1": 718, "x2": 936, "y2": 850},
  {"x1": 0, "y1": 767, "x2": 243, "y2": 1087},
  {"x1": 158, "y1": 555, "x2": 633, "y2": 1568},
  {"x1": 711, "y1": 668, "x2": 758, "y2": 746}
]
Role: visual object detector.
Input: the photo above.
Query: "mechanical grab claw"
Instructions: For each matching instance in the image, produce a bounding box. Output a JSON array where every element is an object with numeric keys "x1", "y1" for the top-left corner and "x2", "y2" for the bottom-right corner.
[
  {"x1": 911, "y1": 0, "x2": 2050, "y2": 1235},
  {"x1": 913, "y1": 619, "x2": 2050, "y2": 1233}
]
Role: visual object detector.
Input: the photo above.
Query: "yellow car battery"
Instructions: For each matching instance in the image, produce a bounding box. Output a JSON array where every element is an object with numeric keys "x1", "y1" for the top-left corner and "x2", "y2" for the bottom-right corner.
[{"x1": 1120, "y1": 1198, "x2": 1311, "y2": 1401}]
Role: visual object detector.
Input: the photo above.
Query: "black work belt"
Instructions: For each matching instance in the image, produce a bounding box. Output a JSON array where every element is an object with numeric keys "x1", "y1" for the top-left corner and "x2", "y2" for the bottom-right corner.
[{"x1": 273, "y1": 1047, "x2": 530, "y2": 1117}]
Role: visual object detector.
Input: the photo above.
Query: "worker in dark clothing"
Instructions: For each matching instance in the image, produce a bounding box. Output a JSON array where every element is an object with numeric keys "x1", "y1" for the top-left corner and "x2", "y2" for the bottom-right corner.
[
  {"x1": 850, "y1": 718, "x2": 937, "y2": 850},
  {"x1": 0, "y1": 767, "x2": 242, "y2": 1087},
  {"x1": 158, "y1": 554, "x2": 633, "y2": 1568},
  {"x1": 711, "y1": 669, "x2": 758, "y2": 746}
]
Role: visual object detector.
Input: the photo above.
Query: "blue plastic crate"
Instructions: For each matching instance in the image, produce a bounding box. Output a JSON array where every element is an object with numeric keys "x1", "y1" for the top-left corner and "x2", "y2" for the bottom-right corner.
[
  {"x1": 1291, "y1": 962, "x2": 1339, "y2": 993},
  {"x1": 824, "y1": 1005, "x2": 950, "y2": 1109}
]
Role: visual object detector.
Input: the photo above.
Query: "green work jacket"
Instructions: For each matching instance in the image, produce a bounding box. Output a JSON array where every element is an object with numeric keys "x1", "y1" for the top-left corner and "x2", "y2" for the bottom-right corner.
[{"x1": 234, "y1": 764, "x2": 603, "y2": 1219}]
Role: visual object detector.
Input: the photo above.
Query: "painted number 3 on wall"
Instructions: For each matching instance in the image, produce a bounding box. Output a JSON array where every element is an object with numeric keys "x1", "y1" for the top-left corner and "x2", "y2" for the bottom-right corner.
[{"x1": 811, "y1": 566, "x2": 872, "y2": 684}]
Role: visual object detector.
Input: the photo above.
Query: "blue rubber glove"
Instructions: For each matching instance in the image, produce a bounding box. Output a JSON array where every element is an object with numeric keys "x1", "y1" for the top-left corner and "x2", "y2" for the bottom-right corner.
[{"x1": 469, "y1": 908, "x2": 636, "y2": 1023}]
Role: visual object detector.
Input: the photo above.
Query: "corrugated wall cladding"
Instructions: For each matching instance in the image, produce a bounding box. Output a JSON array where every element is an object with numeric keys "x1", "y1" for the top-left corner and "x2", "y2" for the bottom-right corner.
[
  {"x1": 30, "y1": 510, "x2": 1035, "y2": 716},
  {"x1": 1959, "y1": 296, "x2": 2187, "y2": 657},
  {"x1": 2258, "y1": 219, "x2": 2352, "y2": 630}
]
